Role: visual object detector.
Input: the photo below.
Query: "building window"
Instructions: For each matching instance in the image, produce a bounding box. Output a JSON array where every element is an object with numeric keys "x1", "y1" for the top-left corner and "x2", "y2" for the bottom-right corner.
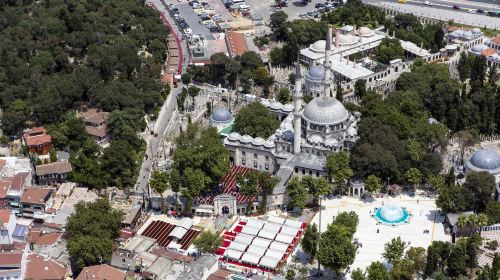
[
  {"x1": 242, "y1": 159, "x2": 246, "y2": 165},
  {"x1": 316, "y1": 172, "x2": 320, "y2": 177},
  {"x1": 265, "y1": 156, "x2": 269, "y2": 161},
  {"x1": 254, "y1": 161, "x2": 257, "y2": 168},
  {"x1": 254, "y1": 154, "x2": 257, "y2": 159},
  {"x1": 265, "y1": 164, "x2": 269, "y2": 170},
  {"x1": 302, "y1": 169, "x2": 305, "y2": 175},
  {"x1": 295, "y1": 167, "x2": 298, "y2": 173},
  {"x1": 242, "y1": 151, "x2": 246, "y2": 156},
  {"x1": 309, "y1": 170, "x2": 312, "y2": 176}
]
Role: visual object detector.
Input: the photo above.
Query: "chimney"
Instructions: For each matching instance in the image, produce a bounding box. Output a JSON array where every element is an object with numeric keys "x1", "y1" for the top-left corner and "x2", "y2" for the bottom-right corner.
[{"x1": 335, "y1": 29, "x2": 340, "y2": 49}]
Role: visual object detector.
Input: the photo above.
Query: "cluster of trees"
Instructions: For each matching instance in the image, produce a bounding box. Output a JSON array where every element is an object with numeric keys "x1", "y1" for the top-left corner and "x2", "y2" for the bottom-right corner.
[
  {"x1": 237, "y1": 170, "x2": 279, "y2": 213},
  {"x1": 66, "y1": 199, "x2": 123, "y2": 274},
  {"x1": 233, "y1": 102, "x2": 280, "y2": 138},
  {"x1": 385, "y1": 14, "x2": 445, "y2": 52},
  {"x1": 350, "y1": 65, "x2": 449, "y2": 184},
  {"x1": 0, "y1": 0, "x2": 169, "y2": 136},
  {"x1": 286, "y1": 176, "x2": 330, "y2": 211},
  {"x1": 374, "y1": 38, "x2": 404, "y2": 65},
  {"x1": 323, "y1": 0, "x2": 386, "y2": 28},
  {"x1": 193, "y1": 230, "x2": 223, "y2": 254},
  {"x1": 186, "y1": 52, "x2": 274, "y2": 95}
]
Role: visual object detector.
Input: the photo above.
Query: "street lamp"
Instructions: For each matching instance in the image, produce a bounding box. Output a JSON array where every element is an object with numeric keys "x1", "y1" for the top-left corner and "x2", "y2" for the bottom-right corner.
[{"x1": 316, "y1": 195, "x2": 324, "y2": 277}]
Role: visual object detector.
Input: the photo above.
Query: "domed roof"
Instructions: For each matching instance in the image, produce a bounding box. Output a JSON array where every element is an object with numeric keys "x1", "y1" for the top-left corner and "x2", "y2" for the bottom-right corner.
[
  {"x1": 306, "y1": 66, "x2": 325, "y2": 81},
  {"x1": 347, "y1": 126, "x2": 357, "y2": 136},
  {"x1": 282, "y1": 104, "x2": 294, "y2": 112},
  {"x1": 462, "y1": 30, "x2": 473, "y2": 39},
  {"x1": 337, "y1": 34, "x2": 358, "y2": 45},
  {"x1": 308, "y1": 134, "x2": 323, "y2": 144},
  {"x1": 283, "y1": 130, "x2": 294, "y2": 142},
  {"x1": 252, "y1": 137, "x2": 265, "y2": 146},
  {"x1": 428, "y1": 117, "x2": 439, "y2": 124},
  {"x1": 472, "y1": 28, "x2": 481, "y2": 34},
  {"x1": 228, "y1": 132, "x2": 241, "y2": 141},
  {"x1": 260, "y1": 99, "x2": 271, "y2": 107},
  {"x1": 270, "y1": 101, "x2": 283, "y2": 110},
  {"x1": 240, "y1": 135, "x2": 253, "y2": 144},
  {"x1": 324, "y1": 138, "x2": 339, "y2": 147},
  {"x1": 302, "y1": 97, "x2": 349, "y2": 125},
  {"x1": 211, "y1": 107, "x2": 233, "y2": 123},
  {"x1": 359, "y1": 27, "x2": 374, "y2": 37},
  {"x1": 264, "y1": 140, "x2": 276, "y2": 148},
  {"x1": 471, "y1": 44, "x2": 487, "y2": 53},
  {"x1": 468, "y1": 148, "x2": 500, "y2": 171},
  {"x1": 310, "y1": 40, "x2": 326, "y2": 53}
]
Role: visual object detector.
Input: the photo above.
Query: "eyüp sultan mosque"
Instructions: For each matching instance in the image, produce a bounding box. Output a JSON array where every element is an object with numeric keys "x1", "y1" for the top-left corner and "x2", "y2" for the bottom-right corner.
[{"x1": 207, "y1": 27, "x2": 360, "y2": 213}]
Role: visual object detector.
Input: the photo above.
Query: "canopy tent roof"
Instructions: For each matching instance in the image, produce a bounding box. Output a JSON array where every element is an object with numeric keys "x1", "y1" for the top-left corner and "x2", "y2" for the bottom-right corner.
[
  {"x1": 267, "y1": 216, "x2": 286, "y2": 225},
  {"x1": 252, "y1": 237, "x2": 271, "y2": 248},
  {"x1": 258, "y1": 229, "x2": 277, "y2": 240},
  {"x1": 280, "y1": 225, "x2": 300, "y2": 237},
  {"x1": 241, "y1": 226, "x2": 260, "y2": 236},
  {"x1": 246, "y1": 219, "x2": 265, "y2": 229},
  {"x1": 178, "y1": 218, "x2": 194, "y2": 229},
  {"x1": 259, "y1": 256, "x2": 280, "y2": 269},
  {"x1": 284, "y1": 219, "x2": 303, "y2": 229},
  {"x1": 241, "y1": 252, "x2": 261, "y2": 265},
  {"x1": 269, "y1": 241, "x2": 289, "y2": 253},
  {"x1": 264, "y1": 248, "x2": 284, "y2": 260},
  {"x1": 233, "y1": 233, "x2": 254, "y2": 245},
  {"x1": 246, "y1": 245, "x2": 267, "y2": 257},
  {"x1": 169, "y1": 226, "x2": 188, "y2": 240},
  {"x1": 262, "y1": 223, "x2": 281, "y2": 234},
  {"x1": 275, "y1": 233, "x2": 294, "y2": 244},
  {"x1": 225, "y1": 249, "x2": 243, "y2": 261},
  {"x1": 228, "y1": 241, "x2": 248, "y2": 252}
]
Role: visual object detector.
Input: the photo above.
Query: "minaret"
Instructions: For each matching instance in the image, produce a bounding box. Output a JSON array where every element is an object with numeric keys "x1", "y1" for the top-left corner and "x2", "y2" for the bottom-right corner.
[
  {"x1": 322, "y1": 26, "x2": 333, "y2": 98},
  {"x1": 293, "y1": 57, "x2": 302, "y2": 155}
]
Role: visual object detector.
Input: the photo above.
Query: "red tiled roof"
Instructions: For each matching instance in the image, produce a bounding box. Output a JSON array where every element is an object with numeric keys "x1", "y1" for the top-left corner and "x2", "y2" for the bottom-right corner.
[
  {"x1": 78, "y1": 109, "x2": 109, "y2": 125},
  {"x1": 0, "y1": 209, "x2": 11, "y2": 225},
  {"x1": 35, "y1": 161, "x2": 72, "y2": 176},
  {"x1": 25, "y1": 254, "x2": 67, "y2": 280},
  {"x1": 482, "y1": 48, "x2": 497, "y2": 56},
  {"x1": 76, "y1": 264, "x2": 126, "y2": 280},
  {"x1": 34, "y1": 232, "x2": 62, "y2": 246},
  {"x1": 0, "y1": 181, "x2": 10, "y2": 198},
  {"x1": 24, "y1": 127, "x2": 52, "y2": 147},
  {"x1": 0, "y1": 159, "x2": 6, "y2": 170},
  {"x1": 207, "y1": 269, "x2": 232, "y2": 280},
  {"x1": 11, "y1": 172, "x2": 28, "y2": 191},
  {"x1": 85, "y1": 125, "x2": 108, "y2": 138},
  {"x1": 151, "y1": 248, "x2": 193, "y2": 263},
  {"x1": 491, "y1": 35, "x2": 500, "y2": 44},
  {"x1": 226, "y1": 31, "x2": 249, "y2": 58},
  {"x1": 0, "y1": 252, "x2": 22, "y2": 267},
  {"x1": 21, "y1": 188, "x2": 53, "y2": 205}
]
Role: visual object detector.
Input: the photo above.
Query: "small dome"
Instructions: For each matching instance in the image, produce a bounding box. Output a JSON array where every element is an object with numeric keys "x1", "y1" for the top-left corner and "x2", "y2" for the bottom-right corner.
[
  {"x1": 337, "y1": 34, "x2": 358, "y2": 46},
  {"x1": 275, "y1": 128, "x2": 283, "y2": 137},
  {"x1": 446, "y1": 45, "x2": 458, "y2": 50},
  {"x1": 308, "y1": 134, "x2": 323, "y2": 144},
  {"x1": 471, "y1": 28, "x2": 481, "y2": 34},
  {"x1": 282, "y1": 104, "x2": 294, "y2": 112},
  {"x1": 264, "y1": 140, "x2": 276, "y2": 148},
  {"x1": 359, "y1": 27, "x2": 374, "y2": 37},
  {"x1": 310, "y1": 40, "x2": 326, "y2": 53},
  {"x1": 268, "y1": 134, "x2": 276, "y2": 141},
  {"x1": 468, "y1": 148, "x2": 500, "y2": 171},
  {"x1": 211, "y1": 107, "x2": 233, "y2": 123},
  {"x1": 428, "y1": 117, "x2": 439, "y2": 124},
  {"x1": 324, "y1": 138, "x2": 339, "y2": 147},
  {"x1": 283, "y1": 130, "x2": 294, "y2": 142},
  {"x1": 303, "y1": 97, "x2": 349, "y2": 125},
  {"x1": 471, "y1": 44, "x2": 487, "y2": 53},
  {"x1": 252, "y1": 137, "x2": 265, "y2": 146},
  {"x1": 240, "y1": 135, "x2": 253, "y2": 144},
  {"x1": 260, "y1": 99, "x2": 271, "y2": 107},
  {"x1": 228, "y1": 132, "x2": 241, "y2": 141},
  {"x1": 306, "y1": 66, "x2": 325, "y2": 81},
  {"x1": 347, "y1": 126, "x2": 357, "y2": 136},
  {"x1": 270, "y1": 101, "x2": 283, "y2": 110},
  {"x1": 462, "y1": 30, "x2": 473, "y2": 39}
]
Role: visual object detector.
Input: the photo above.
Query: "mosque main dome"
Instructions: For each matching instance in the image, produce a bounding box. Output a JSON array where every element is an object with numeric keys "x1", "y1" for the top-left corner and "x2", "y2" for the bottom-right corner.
[
  {"x1": 468, "y1": 148, "x2": 500, "y2": 171},
  {"x1": 302, "y1": 97, "x2": 349, "y2": 125}
]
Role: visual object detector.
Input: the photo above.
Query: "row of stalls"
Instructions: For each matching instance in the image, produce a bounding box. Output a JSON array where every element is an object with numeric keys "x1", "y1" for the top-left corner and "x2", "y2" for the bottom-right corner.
[
  {"x1": 140, "y1": 218, "x2": 201, "y2": 251},
  {"x1": 217, "y1": 216, "x2": 307, "y2": 273}
]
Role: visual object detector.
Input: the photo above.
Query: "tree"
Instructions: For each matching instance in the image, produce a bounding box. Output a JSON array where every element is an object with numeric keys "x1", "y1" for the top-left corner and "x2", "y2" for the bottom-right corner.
[
  {"x1": 278, "y1": 88, "x2": 291, "y2": 104},
  {"x1": 257, "y1": 172, "x2": 279, "y2": 213},
  {"x1": 66, "y1": 199, "x2": 123, "y2": 272},
  {"x1": 101, "y1": 141, "x2": 137, "y2": 189},
  {"x1": 269, "y1": 11, "x2": 289, "y2": 40},
  {"x1": 389, "y1": 258, "x2": 415, "y2": 280},
  {"x1": 182, "y1": 167, "x2": 210, "y2": 215},
  {"x1": 383, "y1": 237, "x2": 406, "y2": 264},
  {"x1": 351, "y1": 268, "x2": 366, "y2": 280},
  {"x1": 286, "y1": 177, "x2": 307, "y2": 212},
  {"x1": 463, "y1": 171, "x2": 496, "y2": 213},
  {"x1": 366, "y1": 261, "x2": 389, "y2": 280},
  {"x1": 364, "y1": 175, "x2": 381, "y2": 193},
  {"x1": 188, "y1": 86, "x2": 201, "y2": 108},
  {"x1": 237, "y1": 171, "x2": 259, "y2": 213},
  {"x1": 1, "y1": 99, "x2": 31, "y2": 136},
  {"x1": 181, "y1": 73, "x2": 192, "y2": 86},
  {"x1": 485, "y1": 201, "x2": 500, "y2": 225},
  {"x1": 326, "y1": 151, "x2": 353, "y2": 194},
  {"x1": 446, "y1": 245, "x2": 466, "y2": 277},
  {"x1": 233, "y1": 102, "x2": 280, "y2": 138},
  {"x1": 354, "y1": 79, "x2": 367, "y2": 99},
  {"x1": 331, "y1": 211, "x2": 359, "y2": 238},
  {"x1": 405, "y1": 247, "x2": 426, "y2": 276},
  {"x1": 317, "y1": 224, "x2": 357, "y2": 274},
  {"x1": 149, "y1": 171, "x2": 169, "y2": 212},
  {"x1": 452, "y1": 130, "x2": 475, "y2": 165},
  {"x1": 302, "y1": 176, "x2": 330, "y2": 205},
  {"x1": 285, "y1": 269, "x2": 296, "y2": 280},
  {"x1": 404, "y1": 168, "x2": 422, "y2": 190},
  {"x1": 457, "y1": 52, "x2": 470, "y2": 85},
  {"x1": 336, "y1": 83, "x2": 344, "y2": 102},
  {"x1": 492, "y1": 253, "x2": 500, "y2": 280},
  {"x1": 301, "y1": 223, "x2": 319, "y2": 262},
  {"x1": 193, "y1": 230, "x2": 222, "y2": 254},
  {"x1": 375, "y1": 38, "x2": 404, "y2": 65}
]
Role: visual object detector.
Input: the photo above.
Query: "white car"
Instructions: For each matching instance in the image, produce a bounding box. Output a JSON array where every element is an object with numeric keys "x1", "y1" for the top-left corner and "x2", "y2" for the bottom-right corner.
[
  {"x1": 424, "y1": 1, "x2": 433, "y2": 6},
  {"x1": 468, "y1": 9, "x2": 477, "y2": 13}
]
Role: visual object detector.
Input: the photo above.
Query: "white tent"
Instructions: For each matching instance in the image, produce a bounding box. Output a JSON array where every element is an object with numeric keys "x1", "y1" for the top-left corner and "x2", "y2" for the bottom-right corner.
[
  {"x1": 267, "y1": 216, "x2": 285, "y2": 225},
  {"x1": 241, "y1": 252, "x2": 261, "y2": 265},
  {"x1": 178, "y1": 218, "x2": 194, "y2": 229},
  {"x1": 225, "y1": 249, "x2": 243, "y2": 261},
  {"x1": 246, "y1": 245, "x2": 267, "y2": 257},
  {"x1": 241, "y1": 225, "x2": 260, "y2": 236},
  {"x1": 262, "y1": 222, "x2": 281, "y2": 233},
  {"x1": 228, "y1": 241, "x2": 248, "y2": 252},
  {"x1": 169, "y1": 226, "x2": 188, "y2": 240},
  {"x1": 246, "y1": 219, "x2": 265, "y2": 229},
  {"x1": 280, "y1": 225, "x2": 300, "y2": 237},
  {"x1": 252, "y1": 237, "x2": 271, "y2": 248},
  {"x1": 269, "y1": 241, "x2": 289, "y2": 253},
  {"x1": 234, "y1": 233, "x2": 254, "y2": 245},
  {"x1": 284, "y1": 219, "x2": 303, "y2": 229},
  {"x1": 265, "y1": 248, "x2": 284, "y2": 260},
  {"x1": 259, "y1": 256, "x2": 280, "y2": 269},
  {"x1": 257, "y1": 229, "x2": 277, "y2": 240},
  {"x1": 275, "y1": 233, "x2": 294, "y2": 244}
]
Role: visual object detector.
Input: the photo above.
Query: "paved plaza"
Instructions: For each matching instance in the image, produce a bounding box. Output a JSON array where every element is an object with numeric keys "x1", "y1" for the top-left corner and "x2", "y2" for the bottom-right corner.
[{"x1": 308, "y1": 194, "x2": 451, "y2": 271}]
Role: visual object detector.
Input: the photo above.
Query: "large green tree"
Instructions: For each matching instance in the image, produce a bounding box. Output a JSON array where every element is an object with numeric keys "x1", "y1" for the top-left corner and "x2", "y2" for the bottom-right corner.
[
  {"x1": 366, "y1": 261, "x2": 389, "y2": 280},
  {"x1": 286, "y1": 177, "x2": 308, "y2": 211},
  {"x1": 383, "y1": 237, "x2": 406, "y2": 264},
  {"x1": 233, "y1": 102, "x2": 280, "y2": 138},
  {"x1": 149, "y1": 171, "x2": 170, "y2": 212},
  {"x1": 301, "y1": 223, "x2": 319, "y2": 262},
  {"x1": 463, "y1": 171, "x2": 496, "y2": 213},
  {"x1": 326, "y1": 151, "x2": 353, "y2": 194},
  {"x1": 193, "y1": 230, "x2": 222, "y2": 254}
]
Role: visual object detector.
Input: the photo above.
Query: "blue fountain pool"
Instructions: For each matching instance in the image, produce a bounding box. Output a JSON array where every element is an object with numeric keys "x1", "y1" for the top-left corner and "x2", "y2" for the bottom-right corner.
[{"x1": 374, "y1": 204, "x2": 410, "y2": 226}]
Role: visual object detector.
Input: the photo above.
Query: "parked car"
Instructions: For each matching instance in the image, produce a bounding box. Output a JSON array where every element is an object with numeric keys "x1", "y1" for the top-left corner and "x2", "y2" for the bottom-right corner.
[
  {"x1": 477, "y1": 9, "x2": 485, "y2": 13},
  {"x1": 468, "y1": 8, "x2": 476, "y2": 13},
  {"x1": 453, "y1": 5, "x2": 460, "y2": 9},
  {"x1": 424, "y1": 1, "x2": 433, "y2": 6}
]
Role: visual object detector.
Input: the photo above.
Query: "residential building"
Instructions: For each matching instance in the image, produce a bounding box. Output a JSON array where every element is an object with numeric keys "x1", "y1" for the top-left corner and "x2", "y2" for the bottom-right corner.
[
  {"x1": 24, "y1": 254, "x2": 67, "y2": 280},
  {"x1": 35, "y1": 162, "x2": 72, "y2": 185},
  {"x1": 6, "y1": 173, "x2": 30, "y2": 214},
  {"x1": 0, "y1": 252, "x2": 25, "y2": 280},
  {"x1": 21, "y1": 188, "x2": 54, "y2": 220},
  {"x1": 23, "y1": 128, "x2": 52, "y2": 156},
  {"x1": 0, "y1": 181, "x2": 11, "y2": 209},
  {"x1": 75, "y1": 264, "x2": 126, "y2": 280},
  {"x1": 0, "y1": 210, "x2": 16, "y2": 245},
  {"x1": 78, "y1": 108, "x2": 110, "y2": 145}
]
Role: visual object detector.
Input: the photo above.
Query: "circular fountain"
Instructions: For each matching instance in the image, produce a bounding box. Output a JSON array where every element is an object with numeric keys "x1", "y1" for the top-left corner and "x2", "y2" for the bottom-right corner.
[{"x1": 373, "y1": 203, "x2": 411, "y2": 226}]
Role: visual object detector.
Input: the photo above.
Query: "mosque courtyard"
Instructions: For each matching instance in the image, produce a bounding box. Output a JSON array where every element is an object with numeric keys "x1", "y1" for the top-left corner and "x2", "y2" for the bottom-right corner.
[{"x1": 307, "y1": 193, "x2": 451, "y2": 271}]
